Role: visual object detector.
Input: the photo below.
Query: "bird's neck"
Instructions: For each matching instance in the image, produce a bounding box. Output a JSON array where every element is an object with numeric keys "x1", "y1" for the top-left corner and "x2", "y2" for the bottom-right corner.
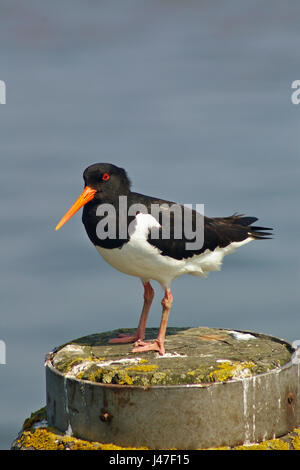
[{"x1": 82, "y1": 191, "x2": 133, "y2": 248}]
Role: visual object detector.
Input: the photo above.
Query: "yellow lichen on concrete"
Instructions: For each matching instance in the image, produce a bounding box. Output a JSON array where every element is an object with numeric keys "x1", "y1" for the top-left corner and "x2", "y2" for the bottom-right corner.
[
  {"x1": 209, "y1": 361, "x2": 257, "y2": 382},
  {"x1": 54, "y1": 356, "x2": 88, "y2": 374},
  {"x1": 234, "y1": 439, "x2": 290, "y2": 450},
  {"x1": 81, "y1": 363, "x2": 164, "y2": 386},
  {"x1": 16, "y1": 427, "x2": 149, "y2": 451},
  {"x1": 291, "y1": 428, "x2": 300, "y2": 450},
  {"x1": 92, "y1": 367, "x2": 134, "y2": 385},
  {"x1": 125, "y1": 364, "x2": 158, "y2": 372},
  {"x1": 150, "y1": 371, "x2": 167, "y2": 384}
]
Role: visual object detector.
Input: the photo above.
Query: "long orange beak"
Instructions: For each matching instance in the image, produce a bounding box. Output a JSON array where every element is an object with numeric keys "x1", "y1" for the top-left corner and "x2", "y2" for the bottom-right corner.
[{"x1": 55, "y1": 186, "x2": 97, "y2": 231}]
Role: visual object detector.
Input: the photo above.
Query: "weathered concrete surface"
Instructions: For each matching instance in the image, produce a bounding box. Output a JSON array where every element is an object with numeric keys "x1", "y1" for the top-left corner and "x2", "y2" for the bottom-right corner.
[
  {"x1": 48, "y1": 327, "x2": 293, "y2": 385},
  {"x1": 43, "y1": 327, "x2": 300, "y2": 449},
  {"x1": 11, "y1": 407, "x2": 300, "y2": 450}
]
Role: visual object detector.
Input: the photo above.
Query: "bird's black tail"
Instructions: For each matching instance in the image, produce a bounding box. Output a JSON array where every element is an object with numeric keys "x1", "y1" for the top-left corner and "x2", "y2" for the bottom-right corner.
[{"x1": 229, "y1": 214, "x2": 273, "y2": 240}]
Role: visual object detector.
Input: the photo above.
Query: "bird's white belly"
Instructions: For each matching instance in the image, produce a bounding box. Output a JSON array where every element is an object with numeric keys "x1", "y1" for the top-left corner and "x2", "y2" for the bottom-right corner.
[
  {"x1": 95, "y1": 213, "x2": 253, "y2": 288},
  {"x1": 95, "y1": 239, "x2": 186, "y2": 288},
  {"x1": 95, "y1": 237, "x2": 253, "y2": 289}
]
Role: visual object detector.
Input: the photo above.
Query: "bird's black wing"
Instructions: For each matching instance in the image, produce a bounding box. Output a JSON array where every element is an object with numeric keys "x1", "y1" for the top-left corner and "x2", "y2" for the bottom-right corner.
[{"x1": 136, "y1": 194, "x2": 273, "y2": 260}]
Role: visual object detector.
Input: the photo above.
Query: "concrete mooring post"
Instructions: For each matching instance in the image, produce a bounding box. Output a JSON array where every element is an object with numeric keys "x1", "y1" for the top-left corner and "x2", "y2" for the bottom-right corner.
[{"x1": 11, "y1": 327, "x2": 300, "y2": 450}]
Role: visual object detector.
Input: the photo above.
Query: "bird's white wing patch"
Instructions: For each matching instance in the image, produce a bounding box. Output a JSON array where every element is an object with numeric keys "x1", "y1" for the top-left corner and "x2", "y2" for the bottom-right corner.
[{"x1": 129, "y1": 213, "x2": 161, "y2": 240}]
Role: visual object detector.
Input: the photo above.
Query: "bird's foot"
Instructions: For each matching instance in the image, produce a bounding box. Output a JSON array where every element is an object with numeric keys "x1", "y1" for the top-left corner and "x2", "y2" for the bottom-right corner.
[
  {"x1": 132, "y1": 339, "x2": 165, "y2": 355},
  {"x1": 108, "y1": 333, "x2": 141, "y2": 344}
]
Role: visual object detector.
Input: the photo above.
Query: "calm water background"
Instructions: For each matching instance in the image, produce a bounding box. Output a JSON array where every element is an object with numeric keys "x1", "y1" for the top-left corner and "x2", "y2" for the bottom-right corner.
[{"x1": 0, "y1": 0, "x2": 299, "y2": 449}]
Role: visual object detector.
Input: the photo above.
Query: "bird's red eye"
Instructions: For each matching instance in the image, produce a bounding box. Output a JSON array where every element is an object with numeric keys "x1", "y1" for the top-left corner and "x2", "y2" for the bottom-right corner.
[{"x1": 102, "y1": 173, "x2": 110, "y2": 181}]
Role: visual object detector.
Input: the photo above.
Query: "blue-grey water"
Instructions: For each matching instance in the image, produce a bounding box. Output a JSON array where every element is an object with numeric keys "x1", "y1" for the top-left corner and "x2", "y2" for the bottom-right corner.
[{"x1": 1, "y1": 0, "x2": 299, "y2": 449}]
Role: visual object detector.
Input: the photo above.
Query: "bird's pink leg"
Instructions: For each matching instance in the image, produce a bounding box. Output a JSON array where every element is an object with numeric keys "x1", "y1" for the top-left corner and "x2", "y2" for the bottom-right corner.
[
  {"x1": 108, "y1": 282, "x2": 154, "y2": 344},
  {"x1": 132, "y1": 288, "x2": 173, "y2": 355}
]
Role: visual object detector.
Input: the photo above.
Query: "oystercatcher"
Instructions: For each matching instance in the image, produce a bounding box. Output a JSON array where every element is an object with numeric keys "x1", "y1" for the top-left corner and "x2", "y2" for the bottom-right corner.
[{"x1": 55, "y1": 163, "x2": 272, "y2": 355}]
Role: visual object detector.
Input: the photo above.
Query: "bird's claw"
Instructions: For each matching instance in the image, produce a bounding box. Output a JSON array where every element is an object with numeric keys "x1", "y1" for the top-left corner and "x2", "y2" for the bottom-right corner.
[{"x1": 132, "y1": 339, "x2": 165, "y2": 355}]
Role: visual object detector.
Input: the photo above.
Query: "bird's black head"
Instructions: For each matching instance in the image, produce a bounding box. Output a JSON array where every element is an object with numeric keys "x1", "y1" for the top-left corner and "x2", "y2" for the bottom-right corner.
[
  {"x1": 55, "y1": 163, "x2": 131, "y2": 231},
  {"x1": 83, "y1": 163, "x2": 131, "y2": 198}
]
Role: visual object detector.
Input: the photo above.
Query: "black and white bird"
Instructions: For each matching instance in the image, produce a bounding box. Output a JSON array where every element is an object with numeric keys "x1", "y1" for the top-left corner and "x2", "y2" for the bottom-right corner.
[{"x1": 55, "y1": 163, "x2": 272, "y2": 355}]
